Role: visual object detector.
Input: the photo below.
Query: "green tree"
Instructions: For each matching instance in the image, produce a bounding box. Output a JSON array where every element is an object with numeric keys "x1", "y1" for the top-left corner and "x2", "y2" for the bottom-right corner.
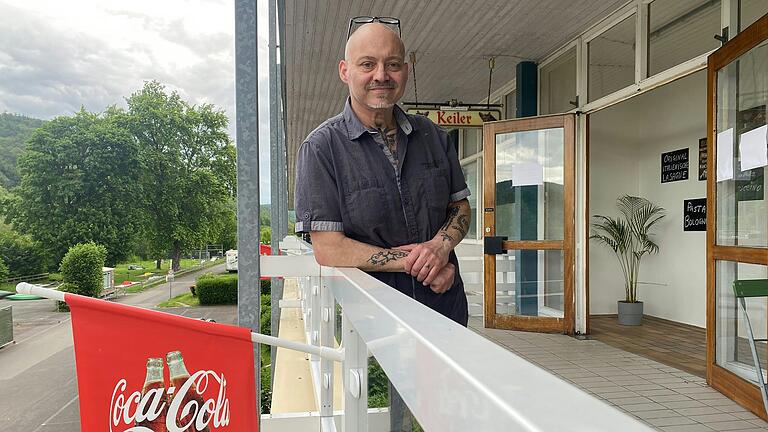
[
  {"x1": 9, "y1": 108, "x2": 142, "y2": 265},
  {"x1": 210, "y1": 199, "x2": 237, "y2": 252},
  {"x1": 260, "y1": 226, "x2": 271, "y2": 245},
  {"x1": 127, "y1": 81, "x2": 236, "y2": 271},
  {"x1": 0, "y1": 113, "x2": 45, "y2": 189}
]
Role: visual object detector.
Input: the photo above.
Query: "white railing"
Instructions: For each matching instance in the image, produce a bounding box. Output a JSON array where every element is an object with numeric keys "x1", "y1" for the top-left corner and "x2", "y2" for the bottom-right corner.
[
  {"x1": 18, "y1": 236, "x2": 655, "y2": 431},
  {"x1": 261, "y1": 236, "x2": 654, "y2": 432}
]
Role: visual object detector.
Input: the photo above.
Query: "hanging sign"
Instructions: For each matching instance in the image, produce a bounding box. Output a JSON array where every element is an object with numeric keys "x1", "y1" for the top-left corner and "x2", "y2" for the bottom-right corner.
[
  {"x1": 661, "y1": 148, "x2": 689, "y2": 183},
  {"x1": 698, "y1": 138, "x2": 707, "y2": 181},
  {"x1": 406, "y1": 108, "x2": 501, "y2": 127},
  {"x1": 683, "y1": 198, "x2": 706, "y2": 232}
]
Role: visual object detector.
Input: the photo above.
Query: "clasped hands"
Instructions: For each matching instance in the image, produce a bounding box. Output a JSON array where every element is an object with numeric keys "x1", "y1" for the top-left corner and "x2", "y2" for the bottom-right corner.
[{"x1": 396, "y1": 238, "x2": 454, "y2": 294}]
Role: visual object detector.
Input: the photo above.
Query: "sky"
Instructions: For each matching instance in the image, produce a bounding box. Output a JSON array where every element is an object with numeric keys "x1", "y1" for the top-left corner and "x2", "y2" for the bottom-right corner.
[{"x1": 0, "y1": 0, "x2": 273, "y2": 203}]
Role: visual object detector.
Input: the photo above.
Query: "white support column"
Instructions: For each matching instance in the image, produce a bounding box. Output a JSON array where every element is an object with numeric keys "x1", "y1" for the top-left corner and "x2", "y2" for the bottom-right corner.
[
  {"x1": 721, "y1": 0, "x2": 739, "y2": 38},
  {"x1": 575, "y1": 35, "x2": 588, "y2": 334},
  {"x1": 342, "y1": 313, "x2": 367, "y2": 432},
  {"x1": 575, "y1": 112, "x2": 588, "y2": 334},
  {"x1": 636, "y1": 1, "x2": 649, "y2": 83}
]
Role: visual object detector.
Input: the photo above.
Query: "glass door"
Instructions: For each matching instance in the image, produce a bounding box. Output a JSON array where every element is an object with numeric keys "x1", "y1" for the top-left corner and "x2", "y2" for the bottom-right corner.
[
  {"x1": 708, "y1": 14, "x2": 768, "y2": 417},
  {"x1": 483, "y1": 114, "x2": 575, "y2": 333}
]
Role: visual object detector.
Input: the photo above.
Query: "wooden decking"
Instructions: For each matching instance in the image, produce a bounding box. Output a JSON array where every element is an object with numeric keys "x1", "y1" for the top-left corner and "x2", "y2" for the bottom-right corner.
[{"x1": 589, "y1": 315, "x2": 707, "y2": 378}]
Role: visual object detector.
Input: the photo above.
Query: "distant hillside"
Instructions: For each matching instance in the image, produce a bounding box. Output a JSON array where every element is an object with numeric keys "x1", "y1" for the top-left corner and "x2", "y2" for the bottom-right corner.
[{"x1": 0, "y1": 113, "x2": 45, "y2": 188}]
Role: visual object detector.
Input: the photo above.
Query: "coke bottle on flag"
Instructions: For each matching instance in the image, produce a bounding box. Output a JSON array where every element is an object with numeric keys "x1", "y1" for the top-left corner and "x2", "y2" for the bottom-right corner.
[
  {"x1": 167, "y1": 351, "x2": 212, "y2": 432},
  {"x1": 136, "y1": 357, "x2": 169, "y2": 431}
]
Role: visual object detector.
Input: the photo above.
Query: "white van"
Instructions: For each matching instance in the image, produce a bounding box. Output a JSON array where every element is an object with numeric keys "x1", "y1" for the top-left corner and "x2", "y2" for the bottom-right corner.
[{"x1": 225, "y1": 249, "x2": 238, "y2": 273}]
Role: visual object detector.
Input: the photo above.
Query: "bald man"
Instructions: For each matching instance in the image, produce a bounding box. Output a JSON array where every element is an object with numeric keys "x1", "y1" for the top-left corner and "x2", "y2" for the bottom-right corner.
[{"x1": 295, "y1": 22, "x2": 471, "y2": 321}]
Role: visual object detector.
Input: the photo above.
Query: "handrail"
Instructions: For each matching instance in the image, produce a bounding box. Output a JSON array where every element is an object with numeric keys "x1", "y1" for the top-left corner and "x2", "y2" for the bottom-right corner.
[{"x1": 271, "y1": 238, "x2": 654, "y2": 432}]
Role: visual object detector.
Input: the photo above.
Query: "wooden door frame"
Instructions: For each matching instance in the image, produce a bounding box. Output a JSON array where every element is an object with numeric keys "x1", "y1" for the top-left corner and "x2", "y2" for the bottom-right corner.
[
  {"x1": 706, "y1": 14, "x2": 768, "y2": 419},
  {"x1": 482, "y1": 114, "x2": 576, "y2": 334}
]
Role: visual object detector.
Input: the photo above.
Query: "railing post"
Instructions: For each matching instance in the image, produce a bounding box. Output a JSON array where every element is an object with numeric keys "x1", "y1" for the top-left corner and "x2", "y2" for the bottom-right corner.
[
  {"x1": 342, "y1": 313, "x2": 368, "y2": 432},
  {"x1": 309, "y1": 277, "x2": 321, "y2": 361},
  {"x1": 319, "y1": 283, "x2": 335, "y2": 419}
]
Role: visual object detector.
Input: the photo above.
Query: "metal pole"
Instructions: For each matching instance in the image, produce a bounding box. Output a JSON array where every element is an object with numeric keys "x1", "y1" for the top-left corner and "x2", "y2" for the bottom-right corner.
[
  {"x1": 277, "y1": 0, "x2": 290, "y2": 215},
  {"x1": 235, "y1": 0, "x2": 261, "y2": 422},
  {"x1": 268, "y1": 0, "x2": 284, "y2": 388}
]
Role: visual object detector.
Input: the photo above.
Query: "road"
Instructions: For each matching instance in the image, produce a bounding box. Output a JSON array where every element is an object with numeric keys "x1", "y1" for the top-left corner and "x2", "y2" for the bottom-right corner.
[{"x1": 0, "y1": 263, "x2": 236, "y2": 431}]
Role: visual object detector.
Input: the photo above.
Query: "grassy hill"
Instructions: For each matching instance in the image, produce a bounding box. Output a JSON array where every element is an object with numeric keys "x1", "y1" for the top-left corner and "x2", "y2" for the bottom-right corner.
[{"x1": 0, "y1": 113, "x2": 45, "y2": 188}]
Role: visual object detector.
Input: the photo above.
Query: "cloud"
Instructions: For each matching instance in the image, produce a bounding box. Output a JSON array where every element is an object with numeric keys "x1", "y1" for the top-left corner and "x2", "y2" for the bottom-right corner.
[{"x1": 0, "y1": 0, "x2": 276, "y2": 203}]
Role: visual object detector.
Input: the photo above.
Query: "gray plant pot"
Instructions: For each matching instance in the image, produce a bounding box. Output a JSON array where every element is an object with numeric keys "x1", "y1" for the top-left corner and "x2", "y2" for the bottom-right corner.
[{"x1": 617, "y1": 301, "x2": 643, "y2": 326}]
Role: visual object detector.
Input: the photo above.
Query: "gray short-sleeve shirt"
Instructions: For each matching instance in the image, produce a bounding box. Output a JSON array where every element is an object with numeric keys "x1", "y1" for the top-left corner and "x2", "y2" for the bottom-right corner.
[{"x1": 294, "y1": 98, "x2": 470, "y2": 325}]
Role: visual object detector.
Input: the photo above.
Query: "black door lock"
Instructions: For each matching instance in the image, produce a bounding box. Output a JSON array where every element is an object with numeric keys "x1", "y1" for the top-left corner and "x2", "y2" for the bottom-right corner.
[{"x1": 484, "y1": 236, "x2": 508, "y2": 255}]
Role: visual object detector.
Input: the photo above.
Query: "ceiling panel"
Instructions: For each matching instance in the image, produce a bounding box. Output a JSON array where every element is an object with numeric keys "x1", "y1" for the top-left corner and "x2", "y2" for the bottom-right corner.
[{"x1": 283, "y1": 0, "x2": 630, "y2": 207}]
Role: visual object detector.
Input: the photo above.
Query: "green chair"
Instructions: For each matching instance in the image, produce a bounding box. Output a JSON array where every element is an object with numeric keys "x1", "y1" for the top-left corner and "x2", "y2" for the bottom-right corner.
[{"x1": 733, "y1": 279, "x2": 768, "y2": 414}]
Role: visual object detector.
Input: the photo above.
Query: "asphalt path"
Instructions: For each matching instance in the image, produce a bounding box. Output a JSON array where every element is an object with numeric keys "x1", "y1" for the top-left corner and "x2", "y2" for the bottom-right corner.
[{"x1": 0, "y1": 263, "x2": 235, "y2": 431}]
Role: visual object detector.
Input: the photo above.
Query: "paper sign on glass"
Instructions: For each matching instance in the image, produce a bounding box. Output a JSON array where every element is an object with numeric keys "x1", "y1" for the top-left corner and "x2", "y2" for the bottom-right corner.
[
  {"x1": 716, "y1": 128, "x2": 734, "y2": 182},
  {"x1": 739, "y1": 125, "x2": 768, "y2": 171},
  {"x1": 511, "y1": 162, "x2": 544, "y2": 186}
]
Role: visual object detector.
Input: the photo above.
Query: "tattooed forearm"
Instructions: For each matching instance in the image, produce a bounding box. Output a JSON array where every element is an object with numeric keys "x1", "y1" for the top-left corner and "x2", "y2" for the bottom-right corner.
[
  {"x1": 368, "y1": 250, "x2": 408, "y2": 266},
  {"x1": 440, "y1": 232, "x2": 455, "y2": 242},
  {"x1": 441, "y1": 206, "x2": 459, "y2": 231},
  {"x1": 451, "y1": 224, "x2": 467, "y2": 237},
  {"x1": 457, "y1": 214, "x2": 469, "y2": 232}
]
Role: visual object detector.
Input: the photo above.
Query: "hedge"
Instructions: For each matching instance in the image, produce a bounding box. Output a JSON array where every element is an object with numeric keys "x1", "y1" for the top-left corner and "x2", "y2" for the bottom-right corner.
[
  {"x1": 197, "y1": 274, "x2": 238, "y2": 305},
  {"x1": 195, "y1": 275, "x2": 272, "y2": 305}
]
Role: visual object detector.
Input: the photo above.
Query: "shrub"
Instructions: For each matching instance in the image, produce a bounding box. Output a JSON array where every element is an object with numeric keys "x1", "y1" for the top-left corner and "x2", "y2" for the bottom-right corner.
[
  {"x1": 0, "y1": 230, "x2": 47, "y2": 277},
  {"x1": 260, "y1": 293, "x2": 271, "y2": 336},
  {"x1": 60, "y1": 242, "x2": 107, "y2": 298},
  {"x1": 261, "y1": 279, "x2": 271, "y2": 296},
  {"x1": 196, "y1": 274, "x2": 238, "y2": 305},
  {"x1": 0, "y1": 257, "x2": 8, "y2": 282}
]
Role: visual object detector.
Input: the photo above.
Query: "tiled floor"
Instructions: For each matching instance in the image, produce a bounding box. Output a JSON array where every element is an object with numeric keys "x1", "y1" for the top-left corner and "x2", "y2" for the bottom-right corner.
[{"x1": 468, "y1": 317, "x2": 768, "y2": 432}]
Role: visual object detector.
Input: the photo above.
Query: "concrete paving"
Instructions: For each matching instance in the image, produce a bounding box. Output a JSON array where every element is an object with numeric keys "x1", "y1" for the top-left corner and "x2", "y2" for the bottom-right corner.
[{"x1": 0, "y1": 263, "x2": 232, "y2": 432}]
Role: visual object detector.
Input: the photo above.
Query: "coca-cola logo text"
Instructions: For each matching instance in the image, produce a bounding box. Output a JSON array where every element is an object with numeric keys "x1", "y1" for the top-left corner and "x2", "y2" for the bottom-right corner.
[{"x1": 110, "y1": 370, "x2": 230, "y2": 431}]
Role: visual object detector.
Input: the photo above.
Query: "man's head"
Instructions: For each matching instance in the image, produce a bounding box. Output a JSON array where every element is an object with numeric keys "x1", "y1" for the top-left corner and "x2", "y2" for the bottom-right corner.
[{"x1": 339, "y1": 22, "x2": 408, "y2": 113}]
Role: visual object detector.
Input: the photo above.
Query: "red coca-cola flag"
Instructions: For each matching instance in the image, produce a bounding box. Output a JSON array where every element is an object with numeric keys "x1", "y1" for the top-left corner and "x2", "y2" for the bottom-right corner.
[{"x1": 66, "y1": 293, "x2": 258, "y2": 432}]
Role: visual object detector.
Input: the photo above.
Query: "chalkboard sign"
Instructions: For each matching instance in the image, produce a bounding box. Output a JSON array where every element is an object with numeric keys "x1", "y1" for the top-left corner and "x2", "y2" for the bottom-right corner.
[
  {"x1": 698, "y1": 138, "x2": 707, "y2": 181},
  {"x1": 661, "y1": 148, "x2": 689, "y2": 183},
  {"x1": 683, "y1": 198, "x2": 706, "y2": 231},
  {"x1": 736, "y1": 168, "x2": 764, "y2": 201}
]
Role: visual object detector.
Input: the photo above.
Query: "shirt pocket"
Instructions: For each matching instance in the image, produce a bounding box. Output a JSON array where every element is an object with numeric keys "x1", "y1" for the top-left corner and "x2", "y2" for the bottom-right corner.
[
  {"x1": 420, "y1": 167, "x2": 450, "y2": 222},
  {"x1": 343, "y1": 177, "x2": 391, "y2": 232}
]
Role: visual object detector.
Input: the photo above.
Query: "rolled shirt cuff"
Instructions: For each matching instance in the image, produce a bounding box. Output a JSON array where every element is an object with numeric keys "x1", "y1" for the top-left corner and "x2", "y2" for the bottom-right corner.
[
  {"x1": 295, "y1": 220, "x2": 344, "y2": 233},
  {"x1": 449, "y1": 187, "x2": 471, "y2": 203}
]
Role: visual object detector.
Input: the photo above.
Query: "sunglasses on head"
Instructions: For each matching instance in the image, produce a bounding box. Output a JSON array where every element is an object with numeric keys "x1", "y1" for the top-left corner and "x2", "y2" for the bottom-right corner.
[{"x1": 347, "y1": 16, "x2": 401, "y2": 39}]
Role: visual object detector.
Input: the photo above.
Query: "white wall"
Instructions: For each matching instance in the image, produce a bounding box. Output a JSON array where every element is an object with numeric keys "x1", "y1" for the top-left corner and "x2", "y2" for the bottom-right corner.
[{"x1": 589, "y1": 70, "x2": 707, "y2": 327}]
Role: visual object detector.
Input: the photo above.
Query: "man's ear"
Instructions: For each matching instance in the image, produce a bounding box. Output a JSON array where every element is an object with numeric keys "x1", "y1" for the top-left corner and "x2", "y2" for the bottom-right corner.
[{"x1": 339, "y1": 60, "x2": 349, "y2": 83}]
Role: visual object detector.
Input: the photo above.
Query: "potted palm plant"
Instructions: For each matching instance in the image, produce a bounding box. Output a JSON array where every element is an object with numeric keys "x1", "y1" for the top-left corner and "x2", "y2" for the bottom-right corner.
[{"x1": 591, "y1": 195, "x2": 665, "y2": 325}]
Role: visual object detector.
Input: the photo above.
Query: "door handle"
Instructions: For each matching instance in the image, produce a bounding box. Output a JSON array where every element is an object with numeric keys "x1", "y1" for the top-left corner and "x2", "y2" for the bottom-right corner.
[{"x1": 484, "y1": 236, "x2": 508, "y2": 255}]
